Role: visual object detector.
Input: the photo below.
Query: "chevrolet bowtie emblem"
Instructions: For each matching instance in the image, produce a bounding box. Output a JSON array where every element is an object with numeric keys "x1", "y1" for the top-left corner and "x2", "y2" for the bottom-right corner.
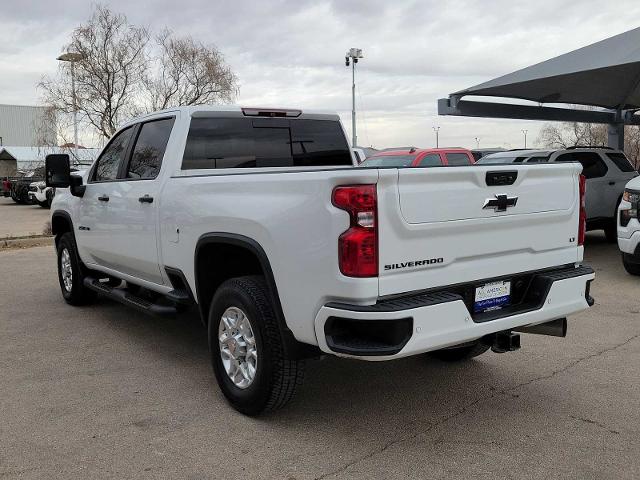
[{"x1": 483, "y1": 194, "x2": 518, "y2": 212}]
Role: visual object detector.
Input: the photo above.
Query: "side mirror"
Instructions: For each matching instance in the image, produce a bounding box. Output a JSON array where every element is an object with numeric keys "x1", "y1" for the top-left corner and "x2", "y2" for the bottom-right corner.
[
  {"x1": 70, "y1": 174, "x2": 86, "y2": 198},
  {"x1": 45, "y1": 154, "x2": 71, "y2": 188}
]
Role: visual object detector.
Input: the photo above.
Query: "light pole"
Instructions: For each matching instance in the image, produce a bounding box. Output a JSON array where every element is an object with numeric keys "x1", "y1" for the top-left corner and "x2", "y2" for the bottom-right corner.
[
  {"x1": 432, "y1": 126, "x2": 440, "y2": 148},
  {"x1": 57, "y1": 52, "x2": 85, "y2": 162},
  {"x1": 522, "y1": 129, "x2": 528, "y2": 148},
  {"x1": 474, "y1": 137, "x2": 480, "y2": 149},
  {"x1": 345, "y1": 48, "x2": 363, "y2": 147}
]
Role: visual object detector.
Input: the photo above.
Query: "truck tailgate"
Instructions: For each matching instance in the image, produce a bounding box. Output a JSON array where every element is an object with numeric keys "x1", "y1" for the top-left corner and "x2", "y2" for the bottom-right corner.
[{"x1": 377, "y1": 163, "x2": 583, "y2": 297}]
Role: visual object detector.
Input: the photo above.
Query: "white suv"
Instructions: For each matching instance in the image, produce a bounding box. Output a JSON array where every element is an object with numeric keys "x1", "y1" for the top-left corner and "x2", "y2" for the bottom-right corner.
[
  {"x1": 478, "y1": 147, "x2": 639, "y2": 241},
  {"x1": 618, "y1": 176, "x2": 640, "y2": 274}
]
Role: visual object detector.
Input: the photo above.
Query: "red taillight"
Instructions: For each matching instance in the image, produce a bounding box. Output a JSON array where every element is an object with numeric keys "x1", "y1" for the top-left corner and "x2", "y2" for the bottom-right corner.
[
  {"x1": 332, "y1": 185, "x2": 378, "y2": 277},
  {"x1": 578, "y1": 174, "x2": 586, "y2": 246}
]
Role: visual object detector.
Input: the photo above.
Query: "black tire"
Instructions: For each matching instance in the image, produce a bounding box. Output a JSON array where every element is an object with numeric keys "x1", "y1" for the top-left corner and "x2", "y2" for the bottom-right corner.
[
  {"x1": 604, "y1": 220, "x2": 618, "y2": 243},
  {"x1": 605, "y1": 198, "x2": 622, "y2": 243},
  {"x1": 429, "y1": 341, "x2": 490, "y2": 362},
  {"x1": 208, "y1": 275, "x2": 304, "y2": 415},
  {"x1": 38, "y1": 200, "x2": 49, "y2": 209},
  {"x1": 622, "y1": 254, "x2": 640, "y2": 276},
  {"x1": 56, "y1": 232, "x2": 98, "y2": 306},
  {"x1": 46, "y1": 189, "x2": 54, "y2": 208}
]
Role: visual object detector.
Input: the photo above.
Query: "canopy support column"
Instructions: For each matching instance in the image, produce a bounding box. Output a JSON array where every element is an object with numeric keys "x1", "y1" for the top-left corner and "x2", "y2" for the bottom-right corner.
[{"x1": 607, "y1": 123, "x2": 624, "y2": 150}]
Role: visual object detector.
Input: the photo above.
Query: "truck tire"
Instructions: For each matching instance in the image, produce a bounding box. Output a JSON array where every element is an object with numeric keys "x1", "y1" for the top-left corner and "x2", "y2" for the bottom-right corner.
[
  {"x1": 56, "y1": 232, "x2": 98, "y2": 305},
  {"x1": 622, "y1": 254, "x2": 640, "y2": 276},
  {"x1": 208, "y1": 275, "x2": 304, "y2": 415},
  {"x1": 605, "y1": 197, "x2": 622, "y2": 243},
  {"x1": 429, "y1": 341, "x2": 490, "y2": 362}
]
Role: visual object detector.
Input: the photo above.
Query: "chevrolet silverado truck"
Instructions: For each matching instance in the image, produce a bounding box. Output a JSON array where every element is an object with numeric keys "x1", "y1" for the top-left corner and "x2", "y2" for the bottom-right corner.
[{"x1": 45, "y1": 106, "x2": 595, "y2": 415}]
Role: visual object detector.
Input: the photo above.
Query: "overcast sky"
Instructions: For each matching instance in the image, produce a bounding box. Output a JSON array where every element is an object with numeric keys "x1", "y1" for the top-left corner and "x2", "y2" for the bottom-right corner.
[{"x1": 2, "y1": 0, "x2": 640, "y2": 149}]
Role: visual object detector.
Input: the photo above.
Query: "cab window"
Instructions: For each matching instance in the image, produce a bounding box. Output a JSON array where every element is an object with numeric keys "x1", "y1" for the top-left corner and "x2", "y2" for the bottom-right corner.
[
  {"x1": 127, "y1": 118, "x2": 175, "y2": 179},
  {"x1": 92, "y1": 126, "x2": 135, "y2": 182}
]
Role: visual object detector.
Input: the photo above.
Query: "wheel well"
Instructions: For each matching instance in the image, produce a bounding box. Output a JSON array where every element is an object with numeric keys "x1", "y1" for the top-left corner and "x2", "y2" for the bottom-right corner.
[
  {"x1": 195, "y1": 242, "x2": 264, "y2": 325},
  {"x1": 51, "y1": 213, "x2": 73, "y2": 242}
]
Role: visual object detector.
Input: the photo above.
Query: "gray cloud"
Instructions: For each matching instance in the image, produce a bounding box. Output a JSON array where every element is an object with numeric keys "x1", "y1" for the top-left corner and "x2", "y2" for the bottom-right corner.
[{"x1": 1, "y1": 0, "x2": 639, "y2": 149}]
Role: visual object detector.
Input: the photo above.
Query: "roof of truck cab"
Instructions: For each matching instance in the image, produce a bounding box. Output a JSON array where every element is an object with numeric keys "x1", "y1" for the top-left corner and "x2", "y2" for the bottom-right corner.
[{"x1": 124, "y1": 105, "x2": 339, "y2": 126}]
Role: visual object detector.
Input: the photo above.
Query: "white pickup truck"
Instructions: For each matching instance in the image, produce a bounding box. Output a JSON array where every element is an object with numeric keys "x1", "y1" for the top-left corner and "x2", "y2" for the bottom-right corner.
[{"x1": 45, "y1": 106, "x2": 595, "y2": 415}]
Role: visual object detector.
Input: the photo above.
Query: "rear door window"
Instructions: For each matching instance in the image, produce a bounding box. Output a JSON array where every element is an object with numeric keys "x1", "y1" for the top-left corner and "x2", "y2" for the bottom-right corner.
[
  {"x1": 182, "y1": 117, "x2": 352, "y2": 169},
  {"x1": 127, "y1": 118, "x2": 175, "y2": 179},
  {"x1": 445, "y1": 153, "x2": 472, "y2": 166},
  {"x1": 92, "y1": 126, "x2": 135, "y2": 182},
  {"x1": 606, "y1": 152, "x2": 635, "y2": 172},
  {"x1": 555, "y1": 152, "x2": 608, "y2": 178},
  {"x1": 418, "y1": 154, "x2": 442, "y2": 167}
]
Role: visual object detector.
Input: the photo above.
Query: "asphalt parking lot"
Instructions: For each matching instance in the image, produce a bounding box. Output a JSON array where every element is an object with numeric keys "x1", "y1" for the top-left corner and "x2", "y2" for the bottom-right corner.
[
  {"x1": 0, "y1": 197, "x2": 51, "y2": 238},
  {"x1": 1, "y1": 233, "x2": 639, "y2": 479}
]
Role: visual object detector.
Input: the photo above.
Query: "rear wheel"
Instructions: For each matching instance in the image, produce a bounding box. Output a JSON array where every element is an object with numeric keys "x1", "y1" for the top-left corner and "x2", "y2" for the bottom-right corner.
[
  {"x1": 56, "y1": 232, "x2": 98, "y2": 305},
  {"x1": 208, "y1": 275, "x2": 304, "y2": 415},
  {"x1": 429, "y1": 340, "x2": 490, "y2": 362}
]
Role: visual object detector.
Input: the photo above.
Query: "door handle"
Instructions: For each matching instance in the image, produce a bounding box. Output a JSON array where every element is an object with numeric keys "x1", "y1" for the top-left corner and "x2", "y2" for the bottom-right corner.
[
  {"x1": 97, "y1": 195, "x2": 109, "y2": 202},
  {"x1": 608, "y1": 181, "x2": 616, "y2": 185},
  {"x1": 138, "y1": 195, "x2": 154, "y2": 204}
]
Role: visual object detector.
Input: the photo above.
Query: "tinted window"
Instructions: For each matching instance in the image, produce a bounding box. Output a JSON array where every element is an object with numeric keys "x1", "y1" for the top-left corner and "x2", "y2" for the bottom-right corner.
[
  {"x1": 606, "y1": 152, "x2": 635, "y2": 172},
  {"x1": 418, "y1": 154, "x2": 441, "y2": 167},
  {"x1": 555, "y1": 152, "x2": 608, "y2": 179},
  {"x1": 526, "y1": 156, "x2": 549, "y2": 163},
  {"x1": 182, "y1": 118, "x2": 351, "y2": 169},
  {"x1": 446, "y1": 153, "x2": 472, "y2": 166},
  {"x1": 127, "y1": 118, "x2": 175, "y2": 179},
  {"x1": 360, "y1": 155, "x2": 416, "y2": 167},
  {"x1": 93, "y1": 126, "x2": 134, "y2": 181}
]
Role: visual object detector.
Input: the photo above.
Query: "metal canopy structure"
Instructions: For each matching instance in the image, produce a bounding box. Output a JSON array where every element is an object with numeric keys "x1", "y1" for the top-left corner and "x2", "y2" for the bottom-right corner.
[{"x1": 438, "y1": 27, "x2": 640, "y2": 148}]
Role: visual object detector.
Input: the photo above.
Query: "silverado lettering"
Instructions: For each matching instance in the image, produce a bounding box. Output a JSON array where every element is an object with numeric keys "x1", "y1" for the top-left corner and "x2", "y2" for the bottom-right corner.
[{"x1": 384, "y1": 258, "x2": 444, "y2": 270}]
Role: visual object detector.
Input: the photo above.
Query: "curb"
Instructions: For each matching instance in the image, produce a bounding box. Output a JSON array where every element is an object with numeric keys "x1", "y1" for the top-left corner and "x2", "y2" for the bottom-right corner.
[{"x1": 0, "y1": 236, "x2": 54, "y2": 250}]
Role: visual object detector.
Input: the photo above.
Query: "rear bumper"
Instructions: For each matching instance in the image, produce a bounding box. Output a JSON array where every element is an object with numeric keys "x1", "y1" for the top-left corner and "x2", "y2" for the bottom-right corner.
[{"x1": 314, "y1": 265, "x2": 595, "y2": 360}]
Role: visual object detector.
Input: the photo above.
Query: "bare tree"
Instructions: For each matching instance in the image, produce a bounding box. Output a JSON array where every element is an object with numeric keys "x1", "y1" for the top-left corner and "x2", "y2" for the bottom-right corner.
[
  {"x1": 538, "y1": 122, "x2": 607, "y2": 149},
  {"x1": 144, "y1": 30, "x2": 238, "y2": 111},
  {"x1": 39, "y1": 5, "x2": 238, "y2": 142},
  {"x1": 40, "y1": 6, "x2": 149, "y2": 139}
]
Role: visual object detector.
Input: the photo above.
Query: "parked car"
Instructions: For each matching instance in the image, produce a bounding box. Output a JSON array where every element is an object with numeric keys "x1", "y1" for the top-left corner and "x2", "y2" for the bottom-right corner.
[
  {"x1": 618, "y1": 177, "x2": 640, "y2": 274},
  {"x1": 471, "y1": 148, "x2": 505, "y2": 161},
  {"x1": 477, "y1": 147, "x2": 639, "y2": 241},
  {"x1": 27, "y1": 181, "x2": 54, "y2": 208},
  {"x1": 475, "y1": 149, "x2": 553, "y2": 164},
  {"x1": 360, "y1": 148, "x2": 475, "y2": 167},
  {"x1": 9, "y1": 167, "x2": 45, "y2": 204},
  {"x1": 46, "y1": 105, "x2": 594, "y2": 415}
]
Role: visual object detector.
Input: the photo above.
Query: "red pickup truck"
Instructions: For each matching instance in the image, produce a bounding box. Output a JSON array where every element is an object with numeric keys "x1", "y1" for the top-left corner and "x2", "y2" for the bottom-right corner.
[{"x1": 360, "y1": 148, "x2": 475, "y2": 167}]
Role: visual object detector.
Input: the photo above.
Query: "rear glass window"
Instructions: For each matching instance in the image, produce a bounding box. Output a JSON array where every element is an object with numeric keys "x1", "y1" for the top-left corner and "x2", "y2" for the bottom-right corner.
[
  {"x1": 360, "y1": 155, "x2": 416, "y2": 167},
  {"x1": 446, "y1": 153, "x2": 472, "y2": 166},
  {"x1": 555, "y1": 152, "x2": 608, "y2": 179},
  {"x1": 182, "y1": 118, "x2": 352, "y2": 169},
  {"x1": 606, "y1": 152, "x2": 635, "y2": 172}
]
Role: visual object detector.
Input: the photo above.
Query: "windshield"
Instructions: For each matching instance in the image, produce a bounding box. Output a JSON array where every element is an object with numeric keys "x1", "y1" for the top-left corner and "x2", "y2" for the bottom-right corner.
[{"x1": 360, "y1": 155, "x2": 416, "y2": 167}]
